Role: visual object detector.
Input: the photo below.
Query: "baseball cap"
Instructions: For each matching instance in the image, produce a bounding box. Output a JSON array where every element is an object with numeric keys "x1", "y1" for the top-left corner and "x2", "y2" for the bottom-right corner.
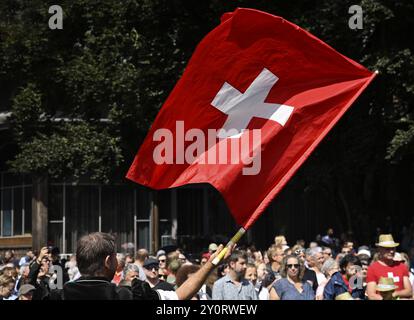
[
  {"x1": 208, "y1": 243, "x2": 218, "y2": 252},
  {"x1": 18, "y1": 284, "x2": 36, "y2": 297},
  {"x1": 143, "y1": 258, "x2": 159, "y2": 269}
]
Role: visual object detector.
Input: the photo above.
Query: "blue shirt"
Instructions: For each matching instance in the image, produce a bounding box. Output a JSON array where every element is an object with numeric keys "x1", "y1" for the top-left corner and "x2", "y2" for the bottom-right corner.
[
  {"x1": 212, "y1": 275, "x2": 258, "y2": 300},
  {"x1": 273, "y1": 278, "x2": 315, "y2": 300}
]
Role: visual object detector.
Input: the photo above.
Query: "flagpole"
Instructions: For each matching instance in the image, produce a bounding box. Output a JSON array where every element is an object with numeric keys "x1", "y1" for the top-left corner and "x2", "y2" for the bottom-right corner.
[{"x1": 212, "y1": 227, "x2": 246, "y2": 265}]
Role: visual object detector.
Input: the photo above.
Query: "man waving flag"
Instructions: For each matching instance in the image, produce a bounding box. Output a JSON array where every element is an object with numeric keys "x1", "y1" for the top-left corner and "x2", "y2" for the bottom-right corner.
[{"x1": 127, "y1": 8, "x2": 376, "y2": 231}]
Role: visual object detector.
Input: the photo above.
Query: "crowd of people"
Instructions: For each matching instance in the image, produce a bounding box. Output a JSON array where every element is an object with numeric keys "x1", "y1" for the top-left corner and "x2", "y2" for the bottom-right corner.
[{"x1": 1, "y1": 229, "x2": 413, "y2": 300}]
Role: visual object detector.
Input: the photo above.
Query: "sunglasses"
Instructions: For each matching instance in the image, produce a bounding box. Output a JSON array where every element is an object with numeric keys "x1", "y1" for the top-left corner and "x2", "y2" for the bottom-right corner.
[
  {"x1": 287, "y1": 264, "x2": 300, "y2": 269},
  {"x1": 144, "y1": 265, "x2": 159, "y2": 271},
  {"x1": 158, "y1": 259, "x2": 166, "y2": 262}
]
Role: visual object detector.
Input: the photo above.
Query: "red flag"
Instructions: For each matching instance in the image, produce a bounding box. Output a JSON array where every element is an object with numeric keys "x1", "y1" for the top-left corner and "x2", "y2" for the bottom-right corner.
[{"x1": 127, "y1": 8, "x2": 376, "y2": 230}]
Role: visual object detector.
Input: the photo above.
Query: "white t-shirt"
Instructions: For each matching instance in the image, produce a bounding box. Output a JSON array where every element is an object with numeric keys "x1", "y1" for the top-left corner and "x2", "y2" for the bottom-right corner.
[
  {"x1": 315, "y1": 272, "x2": 327, "y2": 286},
  {"x1": 156, "y1": 289, "x2": 179, "y2": 300}
]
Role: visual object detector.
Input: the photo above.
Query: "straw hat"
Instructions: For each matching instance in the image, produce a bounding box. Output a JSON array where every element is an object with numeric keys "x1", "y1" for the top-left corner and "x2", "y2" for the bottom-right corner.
[
  {"x1": 335, "y1": 292, "x2": 354, "y2": 300},
  {"x1": 376, "y1": 277, "x2": 398, "y2": 292},
  {"x1": 375, "y1": 234, "x2": 399, "y2": 248}
]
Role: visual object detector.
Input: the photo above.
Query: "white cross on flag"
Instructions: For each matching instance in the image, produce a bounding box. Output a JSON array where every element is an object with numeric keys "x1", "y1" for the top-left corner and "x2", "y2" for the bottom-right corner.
[{"x1": 127, "y1": 8, "x2": 376, "y2": 229}]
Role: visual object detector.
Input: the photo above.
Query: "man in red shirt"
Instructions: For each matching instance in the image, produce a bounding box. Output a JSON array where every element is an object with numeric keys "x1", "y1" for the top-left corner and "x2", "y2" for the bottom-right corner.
[{"x1": 366, "y1": 234, "x2": 413, "y2": 299}]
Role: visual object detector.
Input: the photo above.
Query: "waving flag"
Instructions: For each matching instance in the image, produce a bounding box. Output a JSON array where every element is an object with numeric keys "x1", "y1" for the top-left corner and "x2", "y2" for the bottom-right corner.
[{"x1": 127, "y1": 8, "x2": 376, "y2": 230}]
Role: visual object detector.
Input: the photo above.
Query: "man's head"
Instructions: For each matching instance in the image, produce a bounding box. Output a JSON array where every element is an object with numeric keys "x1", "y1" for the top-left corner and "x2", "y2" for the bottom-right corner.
[
  {"x1": 143, "y1": 258, "x2": 160, "y2": 281},
  {"x1": 267, "y1": 245, "x2": 285, "y2": 264},
  {"x1": 376, "y1": 234, "x2": 399, "y2": 263},
  {"x1": 76, "y1": 232, "x2": 117, "y2": 280},
  {"x1": 26, "y1": 250, "x2": 34, "y2": 259},
  {"x1": 4, "y1": 250, "x2": 14, "y2": 261},
  {"x1": 135, "y1": 249, "x2": 149, "y2": 266},
  {"x1": 322, "y1": 247, "x2": 332, "y2": 262},
  {"x1": 123, "y1": 263, "x2": 140, "y2": 283},
  {"x1": 306, "y1": 247, "x2": 323, "y2": 268},
  {"x1": 228, "y1": 250, "x2": 248, "y2": 280},
  {"x1": 327, "y1": 228, "x2": 334, "y2": 236},
  {"x1": 341, "y1": 246, "x2": 352, "y2": 255}
]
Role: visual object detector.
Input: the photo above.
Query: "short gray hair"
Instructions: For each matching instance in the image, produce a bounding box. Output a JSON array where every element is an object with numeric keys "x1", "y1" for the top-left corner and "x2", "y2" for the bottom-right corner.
[
  {"x1": 307, "y1": 247, "x2": 322, "y2": 258},
  {"x1": 123, "y1": 263, "x2": 140, "y2": 275},
  {"x1": 321, "y1": 258, "x2": 338, "y2": 276}
]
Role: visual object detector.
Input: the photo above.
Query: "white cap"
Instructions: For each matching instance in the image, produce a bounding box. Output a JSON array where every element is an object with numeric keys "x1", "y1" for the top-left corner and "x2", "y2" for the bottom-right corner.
[{"x1": 357, "y1": 249, "x2": 371, "y2": 258}]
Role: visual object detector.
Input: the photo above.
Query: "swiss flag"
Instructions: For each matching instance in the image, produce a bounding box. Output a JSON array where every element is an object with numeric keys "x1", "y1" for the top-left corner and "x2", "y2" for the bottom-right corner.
[{"x1": 127, "y1": 8, "x2": 376, "y2": 230}]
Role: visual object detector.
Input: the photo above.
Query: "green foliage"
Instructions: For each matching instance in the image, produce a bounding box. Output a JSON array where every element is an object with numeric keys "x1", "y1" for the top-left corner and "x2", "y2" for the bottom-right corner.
[{"x1": 10, "y1": 122, "x2": 123, "y2": 183}]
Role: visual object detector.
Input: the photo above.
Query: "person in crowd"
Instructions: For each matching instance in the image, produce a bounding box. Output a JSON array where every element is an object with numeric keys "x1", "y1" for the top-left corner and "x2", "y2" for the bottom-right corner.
[
  {"x1": 212, "y1": 250, "x2": 257, "y2": 300},
  {"x1": 1, "y1": 266, "x2": 18, "y2": 280},
  {"x1": 15, "y1": 263, "x2": 30, "y2": 291},
  {"x1": 309, "y1": 242, "x2": 318, "y2": 249},
  {"x1": 269, "y1": 255, "x2": 314, "y2": 300},
  {"x1": 49, "y1": 246, "x2": 69, "y2": 283},
  {"x1": 254, "y1": 262, "x2": 270, "y2": 300},
  {"x1": 341, "y1": 245, "x2": 352, "y2": 255},
  {"x1": 112, "y1": 253, "x2": 126, "y2": 285},
  {"x1": 244, "y1": 263, "x2": 258, "y2": 287},
  {"x1": 65, "y1": 255, "x2": 81, "y2": 281},
  {"x1": 274, "y1": 235, "x2": 289, "y2": 251},
  {"x1": 359, "y1": 258, "x2": 370, "y2": 293},
  {"x1": 292, "y1": 245, "x2": 306, "y2": 262},
  {"x1": 315, "y1": 258, "x2": 339, "y2": 300},
  {"x1": 217, "y1": 262, "x2": 229, "y2": 279},
  {"x1": 131, "y1": 249, "x2": 147, "y2": 281},
  {"x1": 125, "y1": 254, "x2": 134, "y2": 265},
  {"x1": 303, "y1": 248, "x2": 319, "y2": 293},
  {"x1": 321, "y1": 228, "x2": 335, "y2": 248},
  {"x1": 19, "y1": 250, "x2": 34, "y2": 267},
  {"x1": 120, "y1": 263, "x2": 141, "y2": 288},
  {"x1": 143, "y1": 258, "x2": 175, "y2": 291},
  {"x1": 253, "y1": 250, "x2": 263, "y2": 264},
  {"x1": 366, "y1": 234, "x2": 413, "y2": 300},
  {"x1": 322, "y1": 247, "x2": 333, "y2": 263},
  {"x1": 166, "y1": 258, "x2": 181, "y2": 287},
  {"x1": 17, "y1": 284, "x2": 36, "y2": 300},
  {"x1": 134, "y1": 249, "x2": 149, "y2": 268},
  {"x1": 28, "y1": 246, "x2": 56, "y2": 300},
  {"x1": 2, "y1": 250, "x2": 19, "y2": 268},
  {"x1": 201, "y1": 253, "x2": 210, "y2": 266},
  {"x1": 357, "y1": 246, "x2": 371, "y2": 261},
  {"x1": 323, "y1": 254, "x2": 365, "y2": 300},
  {"x1": 208, "y1": 243, "x2": 218, "y2": 255},
  {"x1": 0, "y1": 275, "x2": 16, "y2": 300},
  {"x1": 335, "y1": 253, "x2": 345, "y2": 264},
  {"x1": 157, "y1": 253, "x2": 168, "y2": 280},
  {"x1": 176, "y1": 264, "x2": 208, "y2": 300},
  {"x1": 28, "y1": 232, "x2": 232, "y2": 300},
  {"x1": 399, "y1": 252, "x2": 414, "y2": 290},
  {"x1": 308, "y1": 247, "x2": 326, "y2": 286},
  {"x1": 265, "y1": 244, "x2": 285, "y2": 281}
]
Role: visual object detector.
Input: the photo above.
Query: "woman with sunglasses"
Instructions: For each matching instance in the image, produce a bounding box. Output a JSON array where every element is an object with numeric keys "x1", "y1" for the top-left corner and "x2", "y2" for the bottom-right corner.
[{"x1": 269, "y1": 255, "x2": 315, "y2": 300}]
